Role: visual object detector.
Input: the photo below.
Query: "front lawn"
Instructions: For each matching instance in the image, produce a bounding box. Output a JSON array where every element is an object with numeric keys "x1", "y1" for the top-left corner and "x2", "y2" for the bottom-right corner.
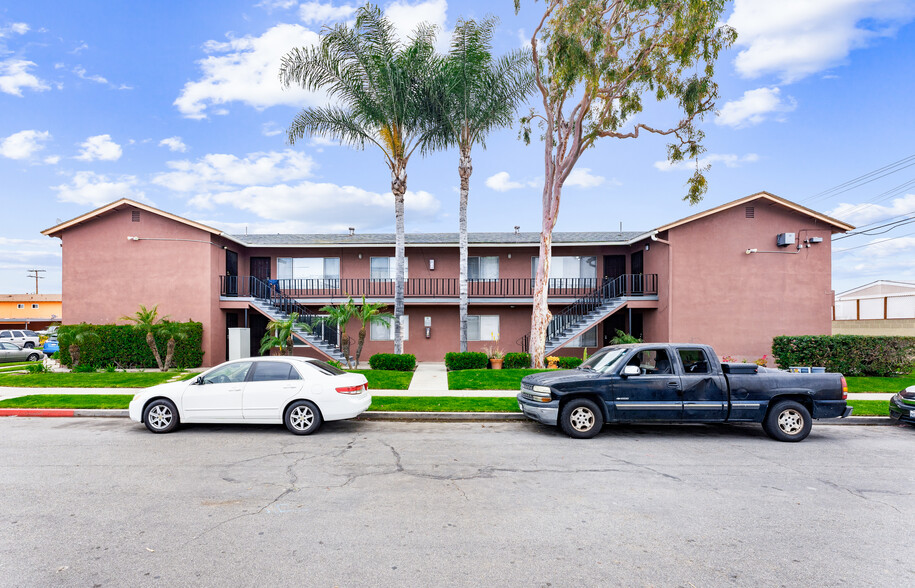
[
  {"x1": 448, "y1": 368, "x2": 551, "y2": 390},
  {"x1": 846, "y1": 399, "x2": 889, "y2": 416},
  {"x1": 0, "y1": 394, "x2": 134, "y2": 409},
  {"x1": 845, "y1": 371, "x2": 915, "y2": 394},
  {"x1": 367, "y1": 396, "x2": 520, "y2": 412},
  {"x1": 347, "y1": 369, "x2": 413, "y2": 390},
  {"x1": 0, "y1": 371, "x2": 193, "y2": 388}
]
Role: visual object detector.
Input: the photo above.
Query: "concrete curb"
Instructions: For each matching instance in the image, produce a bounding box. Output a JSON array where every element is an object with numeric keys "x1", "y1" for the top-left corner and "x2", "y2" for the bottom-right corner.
[{"x1": 359, "y1": 412, "x2": 528, "y2": 422}]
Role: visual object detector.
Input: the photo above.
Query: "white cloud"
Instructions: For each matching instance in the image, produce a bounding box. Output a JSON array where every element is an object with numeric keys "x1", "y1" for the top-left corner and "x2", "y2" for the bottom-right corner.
[
  {"x1": 0, "y1": 22, "x2": 30, "y2": 36},
  {"x1": 299, "y1": 2, "x2": 357, "y2": 25},
  {"x1": 0, "y1": 59, "x2": 50, "y2": 96},
  {"x1": 486, "y1": 171, "x2": 526, "y2": 192},
  {"x1": 727, "y1": 0, "x2": 915, "y2": 82},
  {"x1": 75, "y1": 134, "x2": 122, "y2": 161},
  {"x1": 257, "y1": 0, "x2": 298, "y2": 10},
  {"x1": 152, "y1": 150, "x2": 317, "y2": 193},
  {"x1": 833, "y1": 235, "x2": 915, "y2": 290},
  {"x1": 386, "y1": 0, "x2": 449, "y2": 51},
  {"x1": 654, "y1": 153, "x2": 760, "y2": 172},
  {"x1": 565, "y1": 168, "x2": 606, "y2": 189},
  {"x1": 44, "y1": 155, "x2": 60, "y2": 165},
  {"x1": 829, "y1": 193, "x2": 915, "y2": 226},
  {"x1": 158, "y1": 136, "x2": 188, "y2": 153},
  {"x1": 716, "y1": 87, "x2": 797, "y2": 128},
  {"x1": 174, "y1": 23, "x2": 324, "y2": 119},
  {"x1": 0, "y1": 130, "x2": 50, "y2": 160},
  {"x1": 51, "y1": 171, "x2": 145, "y2": 206},
  {"x1": 73, "y1": 65, "x2": 108, "y2": 85},
  {"x1": 261, "y1": 122, "x2": 285, "y2": 137}
]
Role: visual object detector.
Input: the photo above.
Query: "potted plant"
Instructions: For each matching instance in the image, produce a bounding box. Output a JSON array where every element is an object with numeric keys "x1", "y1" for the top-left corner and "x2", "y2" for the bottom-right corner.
[
  {"x1": 483, "y1": 345, "x2": 505, "y2": 370},
  {"x1": 546, "y1": 355, "x2": 560, "y2": 369}
]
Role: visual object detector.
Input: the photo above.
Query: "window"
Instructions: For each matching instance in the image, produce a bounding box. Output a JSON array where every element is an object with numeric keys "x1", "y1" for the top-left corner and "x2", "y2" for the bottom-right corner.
[
  {"x1": 17, "y1": 304, "x2": 24, "y2": 309},
  {"x1": 371, "y1": 315, "x2": 408, "y2": 340},
  {"x1": 678, "y1": 348, "x2": 710, "y2": 374},
  {"x1": 568, "y1": 329, "x2": 597, "y2": 347},
  {"x1": 370, "y1": 257, "x2": 408, "y2": 280},
  {"x1": 32, "y1": 304, "x2": 39, "y2": 309},
  {"x1": 202, "y1": 361, "x2": 252, "y2": 384},
  {"x1": 531, "y1": 256, "x2": 597, "y2": 281},
  {"x1": 626, "y1": 348, "x2": 672, "y2": 375},
  {"x1": 468, "y1": 315, "x2": 499, "y2": 341},
  {"x1": 469, "y1": 256, "x2": 499, "y2": 280},
  {"x1": 0, "y1": 331, "x2": 10, "y2": 338},
  {"x1": 305, "y1": 360, "x2": 347, "y2": 376},
  {"x1": 277, "y1": 257, "x2": 340, "y2": 283},
  {"x1": 251, "y1": 361, "x2": 301, "y2": 382}
]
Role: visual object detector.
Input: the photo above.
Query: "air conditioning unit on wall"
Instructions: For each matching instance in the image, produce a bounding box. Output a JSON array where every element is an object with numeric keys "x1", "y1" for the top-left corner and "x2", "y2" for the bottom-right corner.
[{"x1": 776, "y1": 233, "x2": 795, "y2": 247}]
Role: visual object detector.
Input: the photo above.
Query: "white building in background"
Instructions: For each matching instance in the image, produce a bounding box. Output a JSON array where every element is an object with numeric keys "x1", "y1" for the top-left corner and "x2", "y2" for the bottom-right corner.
[{"x1": 833, "y1": 280, "x2": 915, "y2": 336}]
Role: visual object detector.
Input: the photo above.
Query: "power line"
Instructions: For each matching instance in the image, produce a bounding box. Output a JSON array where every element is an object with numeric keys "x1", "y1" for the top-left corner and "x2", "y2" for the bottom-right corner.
[
  {"x1": 26, "y1": 269, "x2": 46, "y2": 295},
  {"x1": 833, "y1": 230, "x2": 915, "y2": 253},
  {"x1": 803, "y1": 153, "x2": 915, "y2": 204}
]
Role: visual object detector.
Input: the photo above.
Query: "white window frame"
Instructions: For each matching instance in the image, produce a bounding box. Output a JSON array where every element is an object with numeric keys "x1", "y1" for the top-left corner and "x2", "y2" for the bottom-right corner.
[
  {"x1": 32, "y1": 303, "x2": 39, "y2": 309},
  {"x1": 568, "y1": 329, "x2": 598, "y2": 348},
  {"x1": 468, "y1": 256, "x2": 499, "y2": 281},
  {"x1": 371, "y1": 315, "x2": 408, "y2": 341},
  {"x1": 17, "y1": 304, "x2": 24, "y2": 309},
  {"x1": 370, "y1": 256, "x2": 408, "y2": 281},
  {"x1": 468, "y1": 315, "x2": 500, "y2": 341},
  {"x1": 530, "y1": 256, "x2": 597, "y2": 280},
  {"x1": 276, "y1": 257, "x2": 340, "y2": 285}
]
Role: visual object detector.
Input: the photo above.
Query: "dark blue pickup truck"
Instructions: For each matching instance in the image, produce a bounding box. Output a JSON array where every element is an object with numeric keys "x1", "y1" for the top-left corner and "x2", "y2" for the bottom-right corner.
[{"x1": 518, "y1": 343, "x2": 851, "y2": 442}]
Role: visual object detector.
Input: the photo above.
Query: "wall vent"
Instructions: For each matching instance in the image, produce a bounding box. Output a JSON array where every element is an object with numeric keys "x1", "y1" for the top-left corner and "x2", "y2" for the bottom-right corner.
[
  {"x1": 745, "y1": 206, "x2": 755, "y2": 218},
  {"x1": 131, "y1": 210, "x2": 140, "y2": 222}
]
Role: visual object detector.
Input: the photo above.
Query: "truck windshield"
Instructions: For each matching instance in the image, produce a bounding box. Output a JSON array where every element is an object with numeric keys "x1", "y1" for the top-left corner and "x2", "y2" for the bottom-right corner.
[{"x1": 579, "y1": 347, "x2": 628, "y2": 373}]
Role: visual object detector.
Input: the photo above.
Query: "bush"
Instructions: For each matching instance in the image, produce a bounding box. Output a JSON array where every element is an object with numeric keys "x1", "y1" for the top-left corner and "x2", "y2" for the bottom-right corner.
[
  {"x1": 368, "y1": 353, "x2": 416, "y2": 371},
  {"x1": 504, "y1": 352, "x2": 531, "y2": 369},
  {"x1": 444, "y1": 351, "x2": 488, "y2": 371},
  {"x1": 73, "y1": 364, "x2": 96, "y2": 373},
  {"x1": 57, "y1": 322, "x2": 204, "y2": 369},
  {"x1": 558, "y1": 356, "x2": 582, "y2": 369},
  {"x1": 25, "y1": 362, "x2": 48, "y2": 374},
  {"x1": 771, "y1": 335, "x2": 915, "y2": 376}
]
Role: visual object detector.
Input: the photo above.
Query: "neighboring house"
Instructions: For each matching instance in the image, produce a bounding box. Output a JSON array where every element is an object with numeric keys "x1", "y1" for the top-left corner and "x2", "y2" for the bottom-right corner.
[
  {"x1": 41, "y1": 191, "x2": 852, "y2": 366},
  {"x1": 833, "y1": 280, "x2": 915, "y2": 337},
  {"x1": 0, "y1": 294, "x2": 62, "y2": 331}
]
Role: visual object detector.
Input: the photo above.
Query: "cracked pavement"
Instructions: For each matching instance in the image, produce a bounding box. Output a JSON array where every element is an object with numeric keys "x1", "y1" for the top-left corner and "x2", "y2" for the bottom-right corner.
[{"x1": 1, "y1": 418, "x2": 913, "y2": 586}]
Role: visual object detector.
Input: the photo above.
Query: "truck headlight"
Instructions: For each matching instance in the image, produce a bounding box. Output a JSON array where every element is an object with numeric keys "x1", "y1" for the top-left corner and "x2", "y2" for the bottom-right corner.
[{"x1": 532, "y1": 385, "x2": 551, "y2": 394}]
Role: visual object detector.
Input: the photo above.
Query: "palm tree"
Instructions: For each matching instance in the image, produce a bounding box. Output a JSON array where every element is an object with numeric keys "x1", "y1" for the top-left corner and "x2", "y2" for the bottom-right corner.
[
  {"x1": 260, "y1": 312, "x2": 301, "y2": 356},
  {"x1": 121, "y1": 304, "x2": 168, "y2": 370},
  {"x1": 280, "y1": 4, "x2": 443, "y2": 355},
  {"x1": 352, "y1": 295, "x2": 393, "y2": 367},
  {"x1": 318, "y1": 299, "x2": 357, "y2": 367},
  {"x1": 430, "y1": 18, "x2": 534, "y2": 352},
  {"x1": 158, "y1": 321, "x2": 193, "y2": 370}
]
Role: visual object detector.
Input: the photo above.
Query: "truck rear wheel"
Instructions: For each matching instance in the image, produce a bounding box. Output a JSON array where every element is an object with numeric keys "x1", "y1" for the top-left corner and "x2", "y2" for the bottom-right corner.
[
  {"x1": 763, "y1": 400, "x2": 811, "y2": 442},
  {"x1": 560, "y1": 398, "x2": 603, "y2": 439}
]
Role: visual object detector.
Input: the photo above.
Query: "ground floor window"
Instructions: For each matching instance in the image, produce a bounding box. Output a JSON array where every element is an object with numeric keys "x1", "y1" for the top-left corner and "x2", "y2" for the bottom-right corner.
[
  {"x1": 468, "y1": 315, "x2": 499, "y2": 341},
  {"x1": 371, "y1": 315, "x2": 408, "y2": 341}
]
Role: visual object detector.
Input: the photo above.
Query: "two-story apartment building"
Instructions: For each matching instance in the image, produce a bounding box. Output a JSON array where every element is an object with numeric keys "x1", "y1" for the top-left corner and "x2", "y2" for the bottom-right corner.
[{"x1": 42, "y1": 191, "x2": 852, "y2": 366}]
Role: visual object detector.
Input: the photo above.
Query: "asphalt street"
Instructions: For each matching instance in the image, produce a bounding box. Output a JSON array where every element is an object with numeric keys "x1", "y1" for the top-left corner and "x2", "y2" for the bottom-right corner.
[{"x1": 1, "y1": 418, "x2": 913, "y2": 587}]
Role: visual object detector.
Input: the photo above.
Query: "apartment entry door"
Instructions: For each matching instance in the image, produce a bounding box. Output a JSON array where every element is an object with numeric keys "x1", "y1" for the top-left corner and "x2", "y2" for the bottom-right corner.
[
  {"x1": 226, "y1": 250, "x2": 238, "y2": 296},
  {"x1": 251, "y1": 257, "x2": 270, "y2": 282}
]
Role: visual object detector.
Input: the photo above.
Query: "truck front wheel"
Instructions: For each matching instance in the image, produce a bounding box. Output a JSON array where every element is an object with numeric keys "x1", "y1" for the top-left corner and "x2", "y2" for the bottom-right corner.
[
  {"x1": 560, "y1": 398, "x2": 603, "y2": 439},
  {"x1": 763, "y1": 400, "x2": 812, "y2": 442}
]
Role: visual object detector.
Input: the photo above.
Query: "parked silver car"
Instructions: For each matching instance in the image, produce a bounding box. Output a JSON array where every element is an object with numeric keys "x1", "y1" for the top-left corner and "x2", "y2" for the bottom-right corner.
[
  {"x1": 0, "y1": 329, "x2": 40, "y2": 349},
  {"x1": 0, "y1": 342, "x2": 43, "y2": 362}
]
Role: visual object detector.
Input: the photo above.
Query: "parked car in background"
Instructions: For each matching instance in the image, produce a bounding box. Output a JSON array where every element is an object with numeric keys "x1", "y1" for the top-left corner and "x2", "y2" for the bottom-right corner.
[
  {"x1": 43, "y1": 337, "x2": 59, "y2": 355},
  {"x1": 0, "y1": 329, "x2": 40, "y2": 349},
  {"x1": 889, "y1": 386, "x2": 915, "y2": 426},
  {"x1": 0, "y1": 342, "x2": 43, "y2": 363},
  {"x1": 37, "y1": 325, "x2": 59, "y2": 337},
  {"x1": 129, "y1": 357, "x2": 371, "y2": 435}
]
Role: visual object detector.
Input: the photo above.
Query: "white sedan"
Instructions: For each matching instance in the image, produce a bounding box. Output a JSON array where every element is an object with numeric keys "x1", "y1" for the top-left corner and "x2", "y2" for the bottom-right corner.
[{"x1": 129, "y1": 357, "x2": 371, "y2": 435}]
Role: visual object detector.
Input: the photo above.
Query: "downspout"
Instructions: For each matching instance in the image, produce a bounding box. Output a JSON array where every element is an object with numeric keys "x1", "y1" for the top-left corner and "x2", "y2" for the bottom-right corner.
[{"x1": 650, "y1": 231, "x2": 672, "y2": 342}]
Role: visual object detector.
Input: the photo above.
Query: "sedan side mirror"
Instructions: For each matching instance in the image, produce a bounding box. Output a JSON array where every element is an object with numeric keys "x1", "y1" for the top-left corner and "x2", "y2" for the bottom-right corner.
[
  {"x1": 621, "y1": 365, "x2": 641, "y2": 377},
  {"x1": 194, "y1": 376, "x2": 204, "y2": 385}
]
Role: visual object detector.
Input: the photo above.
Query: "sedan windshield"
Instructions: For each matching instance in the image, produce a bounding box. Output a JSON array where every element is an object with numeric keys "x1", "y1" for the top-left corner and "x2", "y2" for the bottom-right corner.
[{"x1": 579, "y1": 347, "x2": 629, "y2": 373}]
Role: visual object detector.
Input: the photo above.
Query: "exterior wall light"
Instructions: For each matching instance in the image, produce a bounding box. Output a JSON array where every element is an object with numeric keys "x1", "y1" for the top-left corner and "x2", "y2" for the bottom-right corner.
[
  {"x1": 745, "y1": 248, "x2": 757, "y2": 254},
  {"x1": 127, "y1": 236, "x2": 139, "y2": 241}
]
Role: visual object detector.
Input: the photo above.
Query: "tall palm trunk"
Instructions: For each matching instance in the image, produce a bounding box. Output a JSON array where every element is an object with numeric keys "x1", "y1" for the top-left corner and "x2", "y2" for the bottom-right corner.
[
  {"x1": 146, "y1": 331, "x2": 165, "y2": 371},
  {"x1": 164, "y1": 337, "x2": 176, "y2": 371},
  {"x1": 392, "y1": 165, "x2": 407, "y2": 355},
  {"x1": 458, "y1": 146, "x2": 472, "y2": 352}
]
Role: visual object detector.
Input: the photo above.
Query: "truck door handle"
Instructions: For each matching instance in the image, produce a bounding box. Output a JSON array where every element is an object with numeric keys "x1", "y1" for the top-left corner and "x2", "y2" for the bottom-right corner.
[{"x1": 667, "y1": 381, "x2": 679, "y2": 387}]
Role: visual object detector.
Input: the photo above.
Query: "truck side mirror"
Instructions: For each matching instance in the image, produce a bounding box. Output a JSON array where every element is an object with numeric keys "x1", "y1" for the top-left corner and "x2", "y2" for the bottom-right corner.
[{"x1": 621, "y1": 365, "x2": 640, "y2": 377}]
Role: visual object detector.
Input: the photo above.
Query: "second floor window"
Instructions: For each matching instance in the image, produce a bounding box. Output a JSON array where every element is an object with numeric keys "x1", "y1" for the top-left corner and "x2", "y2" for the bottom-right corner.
[
  {"x1": 468, "y1": 256, "x2": 499, "y2": 280},
  {"x1": 371, "y1": 257, "x2": 408, "y2": 281},
  {"x1": 531, "y1": 256, "x2": 597, "y2": 282},
  {"x1": 277, "y1": 257, "x2": 340, "y2": 282}
]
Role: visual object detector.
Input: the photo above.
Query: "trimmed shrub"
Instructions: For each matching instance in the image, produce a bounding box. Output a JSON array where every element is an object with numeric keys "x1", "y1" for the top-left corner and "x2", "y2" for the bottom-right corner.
[
  {"x1": 771, "y1": 335, "x2": 915, "y2": 377},
  {"x1": 504, "y1": 352, "x2": 531, "y2": 369},
  {"x1": 444, "y1": 351, "x2": 488, "y2": 371},
  {"x1": 368, "y1": 353, "x2": 416, "y2": 371},
  {"x1": 57, "y1": 322, "x2": 204, "y2": 369},
  {"x1": 558, "y1": 356, "x2": 583, "y2": 369}
]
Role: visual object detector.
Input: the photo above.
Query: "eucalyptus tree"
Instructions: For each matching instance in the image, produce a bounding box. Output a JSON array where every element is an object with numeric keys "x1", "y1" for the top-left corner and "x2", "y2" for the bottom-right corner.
[
  {"x1": 515, "y1": 0, "x2": 736, "y2": 367},
  {"x1": 431, "y1": 18, "x2": 534, "y2": 352},
  {"x1": 280, "y1": 4, "x2": 443, "y2": 355}
]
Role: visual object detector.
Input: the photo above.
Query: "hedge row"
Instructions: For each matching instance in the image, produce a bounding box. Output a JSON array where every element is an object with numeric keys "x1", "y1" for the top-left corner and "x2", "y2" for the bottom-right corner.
[
  {"x1": 444, "y1": 352, "x2": 489, "y2": 371},
  {"x1": 58, "y1": 323, "x2": 204, "y2": 369},
  {"x1": 557, "y1": 356, "x2": 583, "y2": 369},
  {"x1": 368, "y1": 353, "x2": 416, "y2": 371},
  {"x1": 504, "y1": 353, "x2": 531, "y2": 369},
  {"x1": 771, "y1": 335, "x2": 915, "y2": 376}
]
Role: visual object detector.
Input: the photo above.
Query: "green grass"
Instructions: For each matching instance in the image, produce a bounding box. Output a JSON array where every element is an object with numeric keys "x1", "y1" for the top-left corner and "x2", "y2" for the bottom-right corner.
[
  {"x1": 448, "y1": 368, "x2": 551, "y2": 390},
  {"x1": 0, "y1": 361, "x2": 33, "y2": 369},
  {"x1": 347, "y1": 369, "x2": 413, "y2": 390},
  {"x1": 0, "y1": 394, "x2": 134, "y2": 409},
  {"x1": 846, "y1": 399, "x2": 890, "y2": 416},
  {"x1": 368, "y1": 396, "x2": 521, "y2": 412},
  {"x1": 0, "y1": 371, "x2": 193, "y2": 388},
  {"x1": 845, "y1": 371, "x2": 915, "y2": 394}
]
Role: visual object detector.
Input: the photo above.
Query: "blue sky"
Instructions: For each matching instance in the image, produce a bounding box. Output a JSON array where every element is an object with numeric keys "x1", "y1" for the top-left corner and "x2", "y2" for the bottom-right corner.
[{"x1": 1, "y1": 0, "x2": 914, "y2": 296}]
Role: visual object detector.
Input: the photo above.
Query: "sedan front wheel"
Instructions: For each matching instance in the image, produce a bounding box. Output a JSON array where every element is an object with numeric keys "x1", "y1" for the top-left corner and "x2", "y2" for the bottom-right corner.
[{"x1": 143, "y1": 399, "x2": 179, "y2": 434}]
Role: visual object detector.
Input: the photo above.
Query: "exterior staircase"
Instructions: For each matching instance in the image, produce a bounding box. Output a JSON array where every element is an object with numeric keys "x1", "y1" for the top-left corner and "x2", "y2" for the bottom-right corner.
[{"x1": 245, "y1": 277, "x2": 347, "y2": 363}]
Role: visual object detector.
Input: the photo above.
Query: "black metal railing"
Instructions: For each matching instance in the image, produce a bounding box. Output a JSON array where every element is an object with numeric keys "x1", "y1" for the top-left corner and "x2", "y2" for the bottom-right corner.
[
  {"x1": 220, "y1": 276, "x2": 660, "y2": 299},
  {"x1": 544, "y1": 274, "x2": 658, "y2": 344}
]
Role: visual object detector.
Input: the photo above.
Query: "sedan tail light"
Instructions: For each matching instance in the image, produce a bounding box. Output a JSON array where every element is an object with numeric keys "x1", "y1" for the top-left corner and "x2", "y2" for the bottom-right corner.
[{"x1": 336, "y1": 384, "x2": 365, "y2": 395}]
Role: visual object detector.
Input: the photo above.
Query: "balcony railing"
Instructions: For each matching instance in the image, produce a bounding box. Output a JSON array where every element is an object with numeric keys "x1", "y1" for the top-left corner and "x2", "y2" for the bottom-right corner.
[{"x1": 221, "y1": 275, "x2": 657, "y2": 300}]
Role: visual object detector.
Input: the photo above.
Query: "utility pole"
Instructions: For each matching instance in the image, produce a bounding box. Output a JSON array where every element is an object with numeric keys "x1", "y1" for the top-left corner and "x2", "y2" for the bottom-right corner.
[{"x1": 26, "y1": 269, "x2": 45, "y2": 294}]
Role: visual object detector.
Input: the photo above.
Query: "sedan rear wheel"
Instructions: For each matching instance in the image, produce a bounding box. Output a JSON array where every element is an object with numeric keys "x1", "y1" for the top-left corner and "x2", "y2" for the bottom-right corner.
[
  {"x1": 143, "y1": 399, "x2": 179, "y2": 434},
  {"x1": 284, "y1": 400, "x2": 323, "y2": 435}
]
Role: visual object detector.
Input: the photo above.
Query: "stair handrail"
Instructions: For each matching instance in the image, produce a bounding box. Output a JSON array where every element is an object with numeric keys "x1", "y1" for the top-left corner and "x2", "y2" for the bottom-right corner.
[{"x1": 247, "y1": 276, "x2": 342, "y2": 355}]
